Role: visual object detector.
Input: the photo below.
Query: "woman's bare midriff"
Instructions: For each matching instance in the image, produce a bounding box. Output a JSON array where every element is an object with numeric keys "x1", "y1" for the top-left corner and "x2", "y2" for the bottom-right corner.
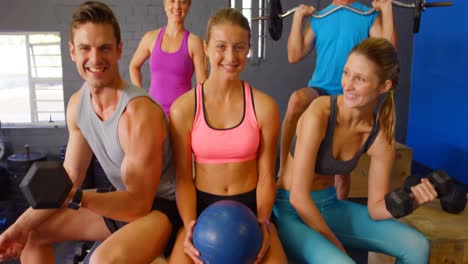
[{"x1": 195, "y1": 159, "x2": 258, "y2": 195}]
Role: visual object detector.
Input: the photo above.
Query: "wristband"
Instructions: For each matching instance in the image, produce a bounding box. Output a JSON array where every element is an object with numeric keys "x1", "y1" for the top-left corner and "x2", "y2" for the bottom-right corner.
[{"x1": 67, "y1": 188, "x2": 82, "y2": 210}]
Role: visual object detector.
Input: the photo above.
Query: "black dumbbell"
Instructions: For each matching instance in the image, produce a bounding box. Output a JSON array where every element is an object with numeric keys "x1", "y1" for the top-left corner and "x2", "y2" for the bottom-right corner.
[
  {"x1": 385, "y1": 172, "x2": 443, "y2": 218},
  {"x1": 425, "y1": 170, "x2": 467, "y2": 213},
  {"x1": 385, "y1": 175, "x2": 420, "y2": 218},
  {"x1": 386, "y1": 171, "x2": 467, "y2": 218},
  {"x1": 19, "y1": 161, "x2": 73, "y2": 209},
  {"x1": 440, "y1": 187, "x2": 467, "y2": 213},
  {"x1": 425, "y1": 170, "x2": 452, "y2": 195}
]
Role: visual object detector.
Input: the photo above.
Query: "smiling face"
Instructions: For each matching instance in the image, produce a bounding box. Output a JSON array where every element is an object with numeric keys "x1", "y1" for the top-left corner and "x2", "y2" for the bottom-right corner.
[
  {"x1": 204, "y1": 23, "x2": 250, "y2": 81},
  {"x1": 164, "y1": 0, "x2": 190, "y2": 23},
  {"x1": 69, "y1": 22, "x2": 122, "y2": 90},
  {"x1": 341, "y1": 52, "x2": 391, "y2": 109}
]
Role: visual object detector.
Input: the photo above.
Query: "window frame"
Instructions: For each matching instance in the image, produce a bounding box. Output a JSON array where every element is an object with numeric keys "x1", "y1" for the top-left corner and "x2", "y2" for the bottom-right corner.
[
  {"x1": 0, "y1": 31, "x2": 66, "y2": 127},
  {"x1": 231, "y1": 0, "x2": 266, "y2": 64}
]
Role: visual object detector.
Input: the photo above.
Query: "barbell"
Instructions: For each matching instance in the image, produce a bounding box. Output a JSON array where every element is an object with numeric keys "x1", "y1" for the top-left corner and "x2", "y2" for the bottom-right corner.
[{"x1": 252, "y1": 0, "x2": 452, "y2": 41}]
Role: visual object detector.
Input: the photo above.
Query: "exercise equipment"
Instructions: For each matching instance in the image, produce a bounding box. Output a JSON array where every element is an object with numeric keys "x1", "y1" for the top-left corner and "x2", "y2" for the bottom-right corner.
[
  {"x1": 418, "y1": 171, "x2": 466, "y2": 214},
  {"x1": 66, "y1": 241, "x2": 94, "y2": 264},
  {"x1": 385, "y1": 171, "x2": 467, "y2": 218},
  {"x1": 0, "y1": 166, "x2": 9, "y2": 200},
  {"x1": 439, "y1": 183, "x2": 467, "y2": 214},
  {"x1": 0, "y1": 217, "x2": 6, "y2": 230},
  {"x1": 0, "y1": 139, "x2": 5, "y2": 160},
  {"x1": 7, "y1": 145, "x2": 47, "y2": 217},
  {"x1": 193, "y1": 200, "x2": 262, "y2": 264},
  {"x1": 0, "y1": 200, "x2": 14, "y2": 232},
  {"x1": 81, "y1": 241, "x2": 101, "y2": 264},
  {"x1": 19, "y1": 161, "x2": 72, "y2": 209},
  {"x1": 252, "y1": 0, "x2": 452, "y2": 40},
  {"x1": 0, "y1": 166, "x2": 14, "y2": 231}
]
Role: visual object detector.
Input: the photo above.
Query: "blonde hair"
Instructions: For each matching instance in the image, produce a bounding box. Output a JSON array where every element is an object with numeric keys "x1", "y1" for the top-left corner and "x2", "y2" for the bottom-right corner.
[
  {"x1": 350, "y1": 38, "x2": 400, "y2": 143},
  {"x1": 206, "y1": 8, "x2": 251, "y2": 43}
]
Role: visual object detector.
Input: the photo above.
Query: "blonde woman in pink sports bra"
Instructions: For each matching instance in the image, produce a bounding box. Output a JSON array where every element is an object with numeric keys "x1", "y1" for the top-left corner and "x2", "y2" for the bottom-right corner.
[{"x1": 169, "y1": 8, "x2": 287, "y2": 264}]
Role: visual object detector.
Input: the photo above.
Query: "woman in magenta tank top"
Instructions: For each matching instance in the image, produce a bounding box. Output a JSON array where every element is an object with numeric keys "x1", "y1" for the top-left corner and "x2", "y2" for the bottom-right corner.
[{"x1": 129, "y1": 0, "x2": 207, "y2": 117}]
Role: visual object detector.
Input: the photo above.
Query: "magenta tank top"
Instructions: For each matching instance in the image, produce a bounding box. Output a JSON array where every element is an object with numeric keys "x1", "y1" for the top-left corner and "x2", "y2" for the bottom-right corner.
[{"x1": 149, "y1": 26, "x2": 194, "y2": 116}]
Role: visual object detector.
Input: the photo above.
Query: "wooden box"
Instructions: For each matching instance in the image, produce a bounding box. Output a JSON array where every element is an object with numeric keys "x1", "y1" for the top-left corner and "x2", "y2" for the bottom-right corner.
[
  {"x1": 349, "y1": 142, "x2": 412, "y2": 198},
  {"x1": 369, "y1": 197, "x2": 468, "y2": 263}
]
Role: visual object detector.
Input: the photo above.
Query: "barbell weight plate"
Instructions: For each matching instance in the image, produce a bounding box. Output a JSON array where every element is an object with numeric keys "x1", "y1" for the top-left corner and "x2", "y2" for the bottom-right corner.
[
  {"x1": 413, "y1": 0, "x2": 422, "y2": 33},
  {"x1": 268, "y1": 0, "x2": 283, "y2": 41}
]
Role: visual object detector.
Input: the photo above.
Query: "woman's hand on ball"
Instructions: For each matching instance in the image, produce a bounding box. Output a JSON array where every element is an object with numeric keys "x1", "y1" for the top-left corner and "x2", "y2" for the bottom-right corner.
[
  {"x1": 183, "y1": 220, "x2": 203, "y2": 264},
  {"x1": 254, "y1": 220, "x2": 271, "y2": 264}
]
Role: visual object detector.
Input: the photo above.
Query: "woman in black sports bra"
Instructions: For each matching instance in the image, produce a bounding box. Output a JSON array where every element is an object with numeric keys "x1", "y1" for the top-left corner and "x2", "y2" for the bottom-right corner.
[{"x1": 274, "y1": 38, "x2": 437, "y2": 264}]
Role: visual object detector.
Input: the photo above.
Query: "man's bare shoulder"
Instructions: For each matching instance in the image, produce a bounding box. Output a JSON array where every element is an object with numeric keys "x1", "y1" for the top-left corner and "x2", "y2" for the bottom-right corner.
[
  {"x1": 66, "y1": 88, "x2": 85, "y2": 126},
  {"x1": 124, "y1": 96, "x2": 165, "y2": 122},
  {"x1": 119, "y1": 97, "x2": 167, "y2": 145},
  {"x1": 68, "y1": 88, "x2": 83, "y2": 107}
]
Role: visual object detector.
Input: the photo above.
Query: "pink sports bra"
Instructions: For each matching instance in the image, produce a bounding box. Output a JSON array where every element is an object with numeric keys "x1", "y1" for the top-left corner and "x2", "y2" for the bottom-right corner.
[{"x1": 191, "y1": 82, "x2": 260, "y2": 164}]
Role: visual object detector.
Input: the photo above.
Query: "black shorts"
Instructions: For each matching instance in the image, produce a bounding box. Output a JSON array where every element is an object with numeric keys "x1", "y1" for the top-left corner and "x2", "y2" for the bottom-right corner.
[
  {"x1": 196, "y1": 189, "x2": 257, "y2": 216},
  {"x1": 97, "y1": 187, "x2": 181, "y2": 257},
  {"x1": 310, "y1": 87, "x2": 329, "y2": 97}
]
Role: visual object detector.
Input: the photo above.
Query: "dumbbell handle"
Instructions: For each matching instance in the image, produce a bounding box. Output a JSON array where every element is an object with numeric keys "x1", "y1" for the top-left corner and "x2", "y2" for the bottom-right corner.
[{"x1": 405, "y1": 177, "x2": 441, "y2": 202}]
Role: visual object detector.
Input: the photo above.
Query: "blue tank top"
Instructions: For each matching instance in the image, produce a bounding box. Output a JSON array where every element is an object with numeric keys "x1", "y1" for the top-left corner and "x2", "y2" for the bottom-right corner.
[
  {"x1": 76, "y1": 82, "x2": 176, "y2": 200},
  {"x1": 308, "y1": 2, "x2": 377, "y2": 95}
]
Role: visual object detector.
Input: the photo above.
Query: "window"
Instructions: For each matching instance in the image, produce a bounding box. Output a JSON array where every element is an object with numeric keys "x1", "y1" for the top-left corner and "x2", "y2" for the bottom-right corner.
[
  {"x1": 230, "y1": 0, "x2": 265, "y2": 61},
  {"x1": 0, "y1": 32, "x2": 65, "y2": 125}
]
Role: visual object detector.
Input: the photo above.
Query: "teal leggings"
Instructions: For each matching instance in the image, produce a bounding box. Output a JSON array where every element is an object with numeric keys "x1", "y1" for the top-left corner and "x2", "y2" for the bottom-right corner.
[{"x1": 273, "y1": 187, "x2": 429, "y2": 264}]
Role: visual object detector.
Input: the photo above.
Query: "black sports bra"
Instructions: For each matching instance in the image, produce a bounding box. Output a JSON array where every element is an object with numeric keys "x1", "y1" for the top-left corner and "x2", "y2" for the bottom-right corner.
[{"x1": 290, "y1": 96, "x2": 380, "y2": 175}]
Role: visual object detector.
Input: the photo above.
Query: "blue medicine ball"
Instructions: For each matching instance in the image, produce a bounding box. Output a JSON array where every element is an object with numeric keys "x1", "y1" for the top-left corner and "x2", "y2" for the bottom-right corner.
[{"x1": 193, "y1": 200, "x2": 262, "y2": 264}]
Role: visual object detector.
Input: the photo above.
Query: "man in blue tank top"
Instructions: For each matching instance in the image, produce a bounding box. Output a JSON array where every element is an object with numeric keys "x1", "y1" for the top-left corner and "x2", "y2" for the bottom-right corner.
[
  {"x1": 279, "y1": 0, "x2": 397, "y2": 198},
  {"x1": 0, "y1": 2, "x2": 178, "y2": 263}
]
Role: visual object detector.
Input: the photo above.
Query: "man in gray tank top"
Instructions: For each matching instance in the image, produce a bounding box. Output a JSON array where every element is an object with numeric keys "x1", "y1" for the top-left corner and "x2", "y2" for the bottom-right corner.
[{"x1": 0, "y1": 2, "x2": 179, "y2": 263}]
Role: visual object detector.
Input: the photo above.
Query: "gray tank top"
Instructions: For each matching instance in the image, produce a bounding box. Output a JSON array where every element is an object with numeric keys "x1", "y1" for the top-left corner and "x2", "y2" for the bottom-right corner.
[
  {"x1": 291, "y1": 96, "x2": 380, "y2": 175},
  {"x1": 76, "y1": 82, "x2": 175, "y2": 201}
]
